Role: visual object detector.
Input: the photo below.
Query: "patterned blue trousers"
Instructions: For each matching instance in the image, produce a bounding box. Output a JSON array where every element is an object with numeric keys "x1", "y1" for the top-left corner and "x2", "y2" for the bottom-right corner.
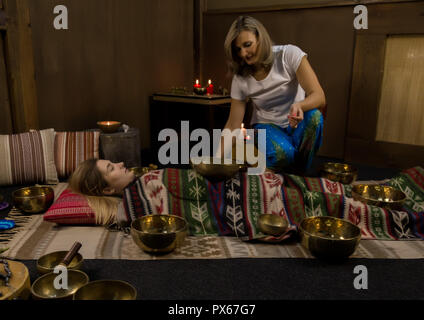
[{"x1": 252, "y1": 109, "x2": 324, "y2": 173}]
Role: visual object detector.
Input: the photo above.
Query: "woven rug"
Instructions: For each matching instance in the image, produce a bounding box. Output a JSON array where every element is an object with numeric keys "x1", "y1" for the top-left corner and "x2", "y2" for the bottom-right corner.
[
  {"x1": 2, "y1": 207, "x2": 424, "y2": 260},
  {"x1": 2, "y1": 172, "x2": 424, "y2": 261}
]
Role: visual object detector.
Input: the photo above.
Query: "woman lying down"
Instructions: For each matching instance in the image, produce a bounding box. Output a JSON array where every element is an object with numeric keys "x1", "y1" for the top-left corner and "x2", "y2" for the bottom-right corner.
[{"x1": 68, "y1": 159, "x2": 413, "y2": 242}]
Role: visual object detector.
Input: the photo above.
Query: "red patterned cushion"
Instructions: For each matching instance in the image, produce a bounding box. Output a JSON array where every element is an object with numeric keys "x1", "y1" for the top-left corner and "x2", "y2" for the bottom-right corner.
[
  {"x1": 54, "y1": 131, "x2": 100, "y2": 179},
  {"x1": 43, "y1": 189, "x2": 96, "y2": 225}
]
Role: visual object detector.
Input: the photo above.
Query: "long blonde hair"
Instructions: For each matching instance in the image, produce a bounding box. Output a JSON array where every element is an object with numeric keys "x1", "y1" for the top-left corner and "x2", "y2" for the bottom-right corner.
[
  {"x1": 224, "y1": 16, "x2": 274, "y2": 77},
  {"x1": 68, "y1": 159, "x2": 120, "y2": 226}
]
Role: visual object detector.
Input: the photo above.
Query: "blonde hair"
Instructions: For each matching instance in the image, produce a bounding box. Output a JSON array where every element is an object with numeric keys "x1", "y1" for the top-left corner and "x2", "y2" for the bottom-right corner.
[
  {"x1": 69, "y1": 158, "x2": 120, "y2": 226},
  {"x1": 224, "y1": 16, "x2": 274, "y2": 76}
]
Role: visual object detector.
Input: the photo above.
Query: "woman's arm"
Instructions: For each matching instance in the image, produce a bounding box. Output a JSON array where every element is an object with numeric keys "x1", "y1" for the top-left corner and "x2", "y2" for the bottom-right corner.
[
  {"x1": 288, "y1": 56, "x2": 326, "y2": 128},
  {"x1": 295, "y1": 56, "x2": 326, "y2": 112}
]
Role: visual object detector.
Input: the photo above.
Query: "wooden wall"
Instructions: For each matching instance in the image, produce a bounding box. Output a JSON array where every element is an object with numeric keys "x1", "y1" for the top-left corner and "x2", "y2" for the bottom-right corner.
[
  {"x1": 201, "y1": 6, "x2": 355, "y2": 159},
  {"x1": 27, "y1": 0, "x2": 193, "y2": 148}
]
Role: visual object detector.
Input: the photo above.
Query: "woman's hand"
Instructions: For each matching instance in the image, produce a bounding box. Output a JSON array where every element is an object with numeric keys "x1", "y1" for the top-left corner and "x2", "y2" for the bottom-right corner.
[{"x1": 288, "y1": 103, "x2": 304, "y2": 128}]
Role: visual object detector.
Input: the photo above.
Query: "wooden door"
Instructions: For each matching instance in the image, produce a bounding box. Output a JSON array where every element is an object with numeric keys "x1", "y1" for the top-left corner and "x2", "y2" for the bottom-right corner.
[{"x1": 345, "y1": 1, "x2": 424, "y2": 169}]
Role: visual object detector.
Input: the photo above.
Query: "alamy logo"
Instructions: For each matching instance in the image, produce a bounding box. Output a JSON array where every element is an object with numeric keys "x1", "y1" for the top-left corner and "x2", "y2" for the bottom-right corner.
[
  {"x1": 53, "y1": 5, "x2": 68, "y2": 30},
  {"x1": 53, "y1": 264, "x2": 68, "y2": 290},
  {"x1": 353, "y1": 265, "x2": 368, "y2": 290},
  {"x1": 158, "y1": 121, "x2": 267, "y2": 175},
  {"x1": 353, "y1": 5, "x2": 368, "y2": 30}
]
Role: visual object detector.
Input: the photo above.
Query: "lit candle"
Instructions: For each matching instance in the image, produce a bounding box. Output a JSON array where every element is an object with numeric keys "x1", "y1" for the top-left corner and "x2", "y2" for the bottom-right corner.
[
  {"x1": 194, "y1": 79, "x2": 201, "y2": 89},
  {"x1": 207, "y1": 79, "x2": 214, "y2": 95}
]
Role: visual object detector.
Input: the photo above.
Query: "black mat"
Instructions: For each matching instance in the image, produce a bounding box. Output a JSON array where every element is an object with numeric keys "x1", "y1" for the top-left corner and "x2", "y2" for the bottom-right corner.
[{"x1": 19, "y1": 258, "x2": 424, "y2": 300}]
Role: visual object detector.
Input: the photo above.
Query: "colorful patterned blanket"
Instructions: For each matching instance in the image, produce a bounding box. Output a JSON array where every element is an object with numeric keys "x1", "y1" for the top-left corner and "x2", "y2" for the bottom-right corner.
[{"x1": 122, "y1": 166, "x2": 424, "y2": 241}]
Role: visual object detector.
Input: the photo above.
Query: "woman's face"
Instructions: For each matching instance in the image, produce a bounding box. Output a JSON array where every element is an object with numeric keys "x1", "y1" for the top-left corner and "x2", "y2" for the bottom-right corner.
[
  {"x1": 96, "y1": 160, "x2": 135, "y2": 194},
  {"x1": 234, "y1": 30, "x2": 259, "y2": 65}
]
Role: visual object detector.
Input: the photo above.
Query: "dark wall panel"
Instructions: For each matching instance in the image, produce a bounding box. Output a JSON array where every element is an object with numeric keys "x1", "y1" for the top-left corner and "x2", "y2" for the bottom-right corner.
[
  {"x1": 202, "y1": 7, "x2": 355, "y2": 158},
  {"x1": 28, "y1": 0, "x2": 193, "y2": 148}
]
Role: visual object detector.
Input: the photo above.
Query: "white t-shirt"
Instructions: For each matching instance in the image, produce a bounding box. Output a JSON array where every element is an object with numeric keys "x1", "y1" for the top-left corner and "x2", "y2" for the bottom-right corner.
[{"x1": 230, "y1": 45, "x2": 307, "y2": 128}]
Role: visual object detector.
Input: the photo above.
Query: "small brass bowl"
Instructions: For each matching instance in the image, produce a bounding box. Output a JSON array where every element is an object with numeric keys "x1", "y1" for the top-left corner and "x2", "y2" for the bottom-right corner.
[
  {"x1": 131, "y1": 214, "x2": 187, "y2": 254},
  {"x1": 36, "y1": 251, "x2": 84, "y2": 275},
  {"x1": 12, "y1": 186, "x2": 54, "y2": 214},
  {"x1": 193, "y1": 87, "x2": 207, "y2": 95},
  {"x1": 191, "y1": 157, "x2": 243, "y2": 183},
  {"x1": 31, "y1": 270, "x2": 89, "y2": 300},
  {"x1": 320, "y1": 162, "x2": 358, "y2": 184},
  {"x1": 258, "y1": 214, "x2": 288, "y2": 236},
  {"x1": 129, "y1": 166, "x2": 152, "y2": 178},
  {"x1": 352, "y1": 184, "x2": 406, "y2": 210},
  {"x1": 299, "y1": 216, "x2": 361, "y2": 260},
  {"x1": 97, "y1": 121, "x2": 122, "y2": 133},
  {"x1": 73, "y1": 280, "x2": 137, "y2": 300}
]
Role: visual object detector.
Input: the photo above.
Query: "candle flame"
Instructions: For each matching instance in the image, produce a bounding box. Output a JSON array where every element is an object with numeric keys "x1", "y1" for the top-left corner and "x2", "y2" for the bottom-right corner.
[
  {"x1": 241, "y1": 123, "x2": 244, "y2": 129},
  {"x1": 208, "y1": 79, "x2": 211, "y2": 85},
  {"x1": 195, "y1": 79, "x2": 199, "y2": 85}
]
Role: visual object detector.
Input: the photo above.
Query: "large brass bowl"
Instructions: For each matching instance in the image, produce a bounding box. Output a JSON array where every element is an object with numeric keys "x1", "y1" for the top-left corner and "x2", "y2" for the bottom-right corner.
[
  {"x1": 191, "y1": 157, "x2": 243, "y2": 183},
  {"x1": 97, "y1": 121, "x2": 121, "y2": 133},
  {"x1": 12, "y1": 186, "x2": 54, "y2": 214},
  {"x1": 257, "y1": 214, "x2": 288, "y2": 236},
  {"x1": 131, "y1": 214, "x2": 187, "y2": 254},
  {"x1": 352, "y1": 184, "x2": 406, "y2": 210},
  {"x1": 31, "y1": 270, "x2": 89, "y2": 300},
  {"x1": 36, "y1": 251, "x2": 84, "y2": 275},
  {"x1": 299, "y1": 216, "x2": 361, "y2": 260},
  {"x1": 320, "y1": 162, "x2": 358, "y2": 184},
  {"x1": 73, "y1": 280, "x2": 137, "y2": 300}
]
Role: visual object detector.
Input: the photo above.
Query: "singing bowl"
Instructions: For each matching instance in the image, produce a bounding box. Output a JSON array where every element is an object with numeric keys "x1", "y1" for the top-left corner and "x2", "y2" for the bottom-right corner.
[
  {"x1": 191, "y1": 157, "x2": 243, "y2": 183},
  {"x1": 131, "y1": 214, "x2": 187, "y2": 253},
  {"x1": 352, "y1": 184, "x2": 406, "y2": 210},
  {"x1": 258, "y1": 214, "x2": 288, "y2": 236},
  {"x1": 36, "y1": 251, "x2": 84, "y2": 275},
  {"x1": 128, "y1": 167, "x2": 150, "y2": 178},
  {"x1": 299, "y1": 216, "x2": 361, "y2": 260},
  {"x1": 12, "y1": 186, "x2": 54, "y2": 214},
  {"x1": 31, "y1": 270, "x2": 89, "y2": 300},
  {"x1": 97, "y1": 121, "x2": 122, "y2": 133},
  {"x1": 193, "y1": 87, "x2": 207, "y2": 95},
  {"x1": 73, "y1": 280, "x2": 137, "y2": 300},
  {"x1": 320, "y1": 162, "x2": 358, "y2": 184}
]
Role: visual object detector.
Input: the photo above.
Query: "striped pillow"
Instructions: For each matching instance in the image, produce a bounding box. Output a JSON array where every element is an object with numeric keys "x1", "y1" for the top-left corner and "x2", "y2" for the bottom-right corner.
[
  {"x1": 54, "y1": 131, "x2": 100, "y2": 179},
  {"x1": 0, "y1": 129, "x2": 59, "y2": 186}
]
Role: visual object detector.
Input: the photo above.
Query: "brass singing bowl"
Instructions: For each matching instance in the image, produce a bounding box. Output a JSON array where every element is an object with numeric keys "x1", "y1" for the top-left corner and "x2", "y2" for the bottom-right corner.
[
  {"x1": 191, "y1": 157, "x2": 243, "y2": 183},
  {"x1": 320, "y1": 162, "x2": 358, "y2": 185},
  {"x1": 31, "y1": 270, "x2": 89, "y2": 300},
  {"x1": 131, "y1": 214, "x2": 187, "y2": 254},
  {"x1": 97, "y1": 121, "x2": 122, "y2": 133},
  {"x1": 258, "y1": 214, "x2": 288, "y2": 236},
  {"x1": 129, "y1": 167, "x2": 150, "y2": 178},
  {"x1": 352, "y1": 184, "x2": 406, "y2": 210},
  {"x1": 73, "y1": 280, "x2": 137, "y2": 300},
  {"x1": 36, "y1": 251, "x2": 84, "y2": 275},
  {"x1": 299, "y1": 216, "x2": 361, "y2": 260},
  {"x1": 12, "y1": 186, "x2": 54, "y2": 214}
]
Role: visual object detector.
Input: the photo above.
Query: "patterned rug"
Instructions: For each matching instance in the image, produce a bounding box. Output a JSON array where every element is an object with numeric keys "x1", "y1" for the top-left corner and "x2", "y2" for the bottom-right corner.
[
  {"x1": 1, "y1": 168, "x2": 424, "y2": 261},
  {"x1": 2, "y1": 207, "x2": 424, "y2": 261}
]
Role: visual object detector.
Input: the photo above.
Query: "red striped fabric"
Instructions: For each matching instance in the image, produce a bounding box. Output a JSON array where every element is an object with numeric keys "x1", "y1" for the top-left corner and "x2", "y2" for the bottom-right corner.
[
  {"x1": 54, "y1": 131, "x2": 100, "y2": 179},
  {"x1": 0, "y1": 129, "x2": 58, "y2": 186},
  {"x1": 43, "y1": 189, "x2": 96, "y2": 225}
]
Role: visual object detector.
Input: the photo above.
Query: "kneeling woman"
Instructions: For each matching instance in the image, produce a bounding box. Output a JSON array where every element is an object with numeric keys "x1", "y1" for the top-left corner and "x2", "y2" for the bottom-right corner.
[{"x1": 221, "y1": 16, "x2": 326, "y2": 173}]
